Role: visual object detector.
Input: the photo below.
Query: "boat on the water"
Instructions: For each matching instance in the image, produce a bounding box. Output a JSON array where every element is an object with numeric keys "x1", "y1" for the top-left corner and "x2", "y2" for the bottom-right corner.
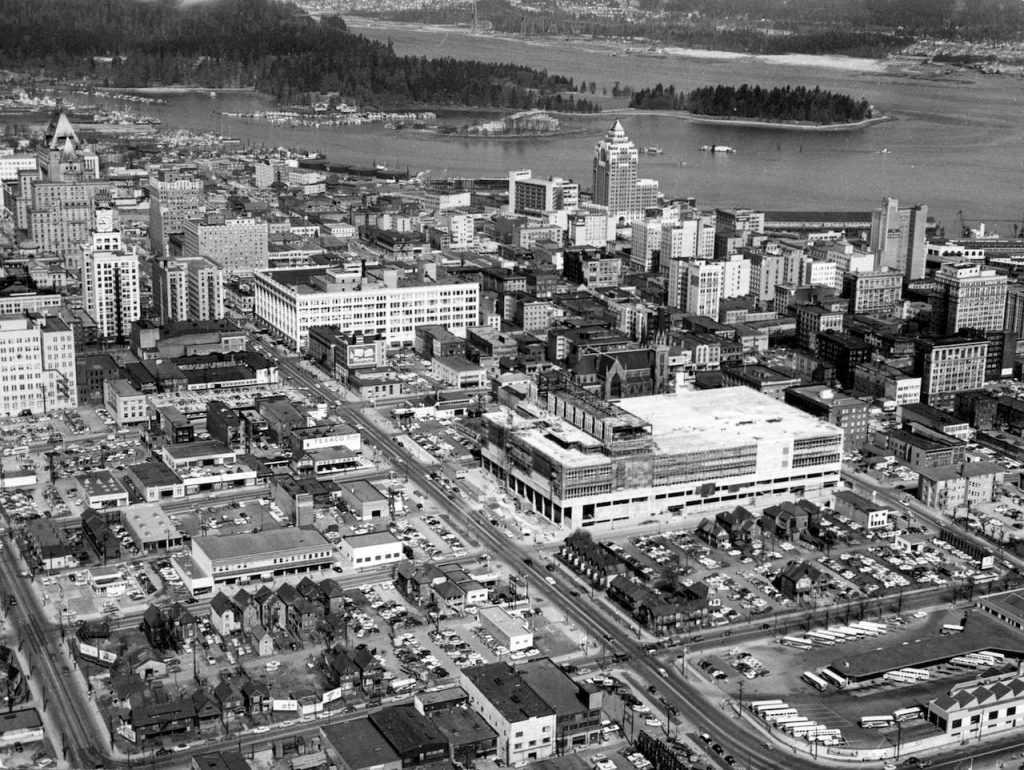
[
  {"x1": 642, "y1": 146, "x2": 664, "y2": 155},
  {"x1": 701, "y1": 144, "x2": 735, "y2": 153}
]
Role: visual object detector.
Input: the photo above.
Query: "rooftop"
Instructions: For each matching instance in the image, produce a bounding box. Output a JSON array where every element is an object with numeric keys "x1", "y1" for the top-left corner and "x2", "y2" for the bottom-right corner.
[
  {"x1": 321, "y1": 718, "x2": 399, "y2": 770},
  {"x1": 836, "y1": 614, "x2": 1024, "y2": 680},
  {"x1": 918, "y1": 461, "x2": 1005, "y2": 482},
  {"x1": 344, "y1": 531, "x2": 400, "y2": 548},
  {"x1": 517, "y1": 657, "x2": 587, "y2": 716},
  {"x1": 77, "y1": 470, "x2": 127, "y2": 498},
  {"x1": 194, "y1": 529, "x2": 331, "y2": 563},
  {"x1": 624, "y1": 387, "x2": 843, "y2": 454},
  {"x1": 463, "y1": 662, "x2": 554, "y2": 722}
]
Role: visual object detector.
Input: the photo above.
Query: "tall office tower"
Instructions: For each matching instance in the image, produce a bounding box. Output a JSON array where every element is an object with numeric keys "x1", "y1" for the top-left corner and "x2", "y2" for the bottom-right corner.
[
  {"x1": 720, "y1": 253, "x2": 751, "y2": 299},
  {"x1": 1005, "y1": 284, "x2": 1024, "y2": 336},
  {"x1": 153, "y1": 256, "x2": 225, "y2": 322},
  {"x1": 592, "y1": 120, "x2": 639, "y2": 222},
  {"x1": 152, "y1": 258, "x2": 189, "y2": 324},
  {"x1": 36, "y1": 104, "x2": 99, "y2": 182},
  {"x1": 187, "y1": 256, "x2": 226, "y2": 321},
  {"x1": 930, "y1": 262, "x2": 1007, "y2": 335},
  {"x1": 659, "y1": 215, "x2": 715, "y2": 272},
  {"x1": 147, "y1": 168, "x2": 204, "y2": 256},
  {"x1": 631, "y1": 217, "x2": 662, "y2": 272},
  {"x1": 0, "y1": 314, "x2": 77, "y2": 416},
  {"x1": 183, "y1": 211, "x2": 269, "y2": 277},
  {"x1": 870, "y1": 196, "x2": 928, "y2": 280},
  {"x1": 82, "y1": 204, "x2": 140, "y2": 340},
  {"x1": 668, "y1": 259, "x2": 723, "y2": 317},
  {"x1": 15, "y1": 106, "x2": 107, "y2": 260},
  {"x1": 636, "y1": 178, "x2": 660, "y2": 212}
]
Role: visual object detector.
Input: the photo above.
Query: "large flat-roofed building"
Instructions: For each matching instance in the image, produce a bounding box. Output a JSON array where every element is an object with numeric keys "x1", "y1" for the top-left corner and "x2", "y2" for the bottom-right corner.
[
  {"x1": 191, "y1": 529, "x2": 334, "y2": 585},
  {"x1": 480, "y1": 385, "x2": 842, "y2": 531},
  {"x1": 0, "y1": 709, "x2": 44, "y2": 748},
  {"x1": 253, "y1": 266, "x2": 479, "y2": 350}
]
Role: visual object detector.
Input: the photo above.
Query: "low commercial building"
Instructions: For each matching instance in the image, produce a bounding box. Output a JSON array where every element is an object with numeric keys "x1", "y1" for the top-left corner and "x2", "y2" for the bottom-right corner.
[
  {"x1": 518, "y1": 658, "x2": 603, "y2": 751},
  {"x1": 899, "y1": 402, "x2": 972, "y2": 442},
  {"x1": 917, "y1": 461, "x2": 1004, "y2": 514},
  {"x1": 125, "y1": 461, "x2": 185, "y2": 502},
  {"x1": 24, "y1": 519, "x2": 73, "y2": 571},
  {"x1": 289, "y1": 423, "x2": 362, "y2": 455},
  {"x1": 461, "y1": 662, "x2": 556, "y2": 765},
  {"x1": 431, "y1": 356, "x2": 487, "y2": 390},
  {"x1": 832, "y1": 490, "x2": 890, "y2": 530},
  {"x1": 104, "y1": 379, "x2": 149, "y2": 427},
  {"x1": 477, "y1": 605, "x2": 533, "y2": 652},
  {"x1": 339, "y1": 480, "x2": 389, "y2": 522},
  {"x1": 321, "y1": 718, "x2": 401, "y2": 770},
  {"x1": 339, "y1": 532, "x2": 403, "y2": 570},
  {"x1": 877, "y1": 427, "x2": 967, "y2": 469},
  {"x1": 0, "y1": 709, "x2": 44, "y2": 748},
  {"x1": 191, "y1": 529, "x2": 334, "y2": 585},
  {"x1": 76, "y1": 470, "x2": 130, "y2": 509},
  {"x1": 160, "y1": 441, "x2": 257, "y2": 494},
  {"x1": 124, "y1": 505, "x2": 185, "y2": 552}
]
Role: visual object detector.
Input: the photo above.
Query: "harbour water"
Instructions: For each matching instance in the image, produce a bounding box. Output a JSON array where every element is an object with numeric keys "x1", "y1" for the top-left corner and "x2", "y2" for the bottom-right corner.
[{"x1": 16, "y1": 21, "x2": 1024, "y2": 232}]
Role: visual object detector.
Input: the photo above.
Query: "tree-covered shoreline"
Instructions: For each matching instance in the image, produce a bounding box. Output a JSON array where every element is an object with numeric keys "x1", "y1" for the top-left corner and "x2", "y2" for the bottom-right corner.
[
  {"x1": 629, "y1": 83, "x2": 872, "y2": 125},
  {"x1": 0, "y1": 0, "x2": 598, "y2": 111}
]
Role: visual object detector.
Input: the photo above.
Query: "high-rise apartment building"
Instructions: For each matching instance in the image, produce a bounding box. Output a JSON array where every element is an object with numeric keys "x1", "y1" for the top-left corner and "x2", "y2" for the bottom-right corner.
[
  {"x1": 870, "y1": 196, "x2": 928, "y2": 280},
  {"x1": 592, "y1": 121, "x2": 639, "y2": 222},
  {"x1": 1005, "y1": 284, "x2": 1024, "y2": 336},
  {"x1": 183, "y1": 212, "x2": 269, "y2": 277},
  {"x1": 930, "y1": 262, "x2": 1007, "y2": 335},
  {"x1": 147, "y1": 168, "x2": 204, "y2": 256},
  {"x1": 82, "y1": 205, "x2": 140, "y2": 340},
  {"x1": 0, "y1": 314, "x2": 77, "y2": 416}
]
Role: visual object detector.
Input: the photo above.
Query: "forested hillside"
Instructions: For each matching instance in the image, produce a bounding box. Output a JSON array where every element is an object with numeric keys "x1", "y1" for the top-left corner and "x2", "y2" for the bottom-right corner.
[
  {"x1": 0, "y1": 0, "x2": 598, "y2": 110},
  {"x1": 630, "y1": 84, "x2": 872, "y2": 124}
]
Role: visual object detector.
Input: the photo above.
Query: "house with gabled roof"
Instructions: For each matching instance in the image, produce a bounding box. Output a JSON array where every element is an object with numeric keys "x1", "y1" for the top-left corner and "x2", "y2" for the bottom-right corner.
[
  {"x1": 232, "y1": 588, "x2": 261, "y2": 633},
  {"x1": 209, "y1": 592, "x2": 240, "y2": 636}
]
